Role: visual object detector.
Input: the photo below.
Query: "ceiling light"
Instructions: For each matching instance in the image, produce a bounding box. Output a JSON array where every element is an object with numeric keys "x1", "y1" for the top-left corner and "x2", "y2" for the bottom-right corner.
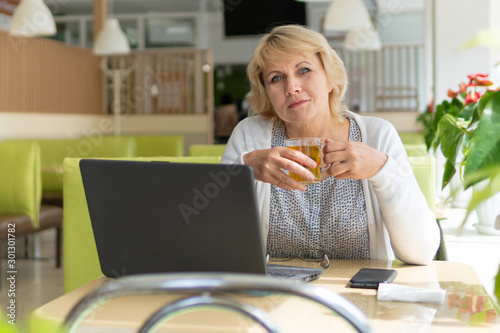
[
  {"x1": 344, "y1": 23, "x2": 381, "y2": 51},
  {"x1": 93, "y1": 18, "x2": 130, "y2": 55},
  {"x1": 323, "y1": 0, "x2": 371, "y2": 32},
  {"x1": 10, "y1": 0, "x2": 56, "y2": 36}
]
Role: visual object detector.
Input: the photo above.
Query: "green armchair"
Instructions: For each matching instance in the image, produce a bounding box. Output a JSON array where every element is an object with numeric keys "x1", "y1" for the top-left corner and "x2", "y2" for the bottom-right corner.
[
  {"x1": 189, "y1": 144, "x2": 227, "y2": 157},
  {"x1": 407, "y1": 153, "x2": 447, "y2": 260},
  {"x1": 408, "y1": 155, "x2": 435, "y2": 214},
  {"x1": 7, "y1": 136, "x2": 136, "y2": 207},
  {"x1": 0, "y1": 141, "x2": 41, "y2": 227},
  {"x1": 132, "y1": 135, "x2": 184, "y2": 157},
  {"x1": 0, "y1": 141, "x2": 63, "y2": 286}
]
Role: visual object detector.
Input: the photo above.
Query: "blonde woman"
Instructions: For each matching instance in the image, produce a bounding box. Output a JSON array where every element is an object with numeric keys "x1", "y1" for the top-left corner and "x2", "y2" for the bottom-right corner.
[{"x1": 222, "y1": 25, "x2": 439, "y2": 265}]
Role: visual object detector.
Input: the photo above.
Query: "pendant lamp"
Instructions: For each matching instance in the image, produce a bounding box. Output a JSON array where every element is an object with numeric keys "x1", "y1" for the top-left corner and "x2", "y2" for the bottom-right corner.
[
  {"x1": 10, "y1": 0, "x2": 56, "y2": 36},
  {"x1": 93, "y1": 18, "x2": 130, "y2": 55},
  {"x1": 323, "y1": 0, "x2": 371, "y2": 32},
  {"x1": 93, "y1": 18, "x2": 132, "y2": 136},
  {"x1": 344, "y1": 23, "x2": 381, "y2": 51}
]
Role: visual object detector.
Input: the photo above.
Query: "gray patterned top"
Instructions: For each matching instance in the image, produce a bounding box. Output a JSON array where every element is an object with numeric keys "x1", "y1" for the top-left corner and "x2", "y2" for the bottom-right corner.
[{"x1": 267, "y1": 115, "x2": 370, "y2": 260}]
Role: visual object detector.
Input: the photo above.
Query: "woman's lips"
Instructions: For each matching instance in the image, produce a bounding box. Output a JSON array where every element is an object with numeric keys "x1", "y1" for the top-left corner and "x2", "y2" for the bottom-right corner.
[{"x1": 288, "y1": 99, "x2": 308, "y2": 108}]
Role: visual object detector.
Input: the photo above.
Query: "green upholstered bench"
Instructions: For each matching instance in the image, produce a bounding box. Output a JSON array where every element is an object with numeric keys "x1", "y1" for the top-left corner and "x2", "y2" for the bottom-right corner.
[
  {"x1": 7, "y1": 137, "x2": 136, "y2": 206},
  {"x1": 409, "y1": 155, "x2": 435, "y2": 213},
  {"x1": 189, "y1": 144, "x2": 227, "y2": 157},
  {"x1": 131, "y1": 135, "x2": 184, "y2": 157},
  {"x1": 398, "y1": 132, "x2": 425, "y2": 146},
  {"x1": 63, "y1": 156, "x2": 222, "y2": 293},
  {"x1": 404, "y1": 144, "x2": 428, "y2": 157},
  {"x1": 0, "y1": 141, "x2": 63, "y2": 289}
]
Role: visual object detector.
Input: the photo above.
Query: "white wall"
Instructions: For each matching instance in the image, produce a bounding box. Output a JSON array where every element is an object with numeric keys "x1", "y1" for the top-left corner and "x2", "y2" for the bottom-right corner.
[
  {"x1": 378, "y1": 11, "x2": 424, "y2": 44},
  {"x1": 0, "y1": 113, "x2": 112, "y2": 140},
  {"x1": 206, "y1": 12, "x2": 260, "y2": 65},
  {"x1": 431, "y1": 0, "x2": 500, "y2": 104},
  {"x1": 0, "y1": 113, "x2": 211, "y2": 155}
]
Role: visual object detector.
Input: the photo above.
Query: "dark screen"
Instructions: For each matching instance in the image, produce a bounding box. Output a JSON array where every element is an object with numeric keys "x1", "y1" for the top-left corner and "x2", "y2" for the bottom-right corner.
[{"x1": 223, "y1": 0, "x2": 307, "y2": 37}]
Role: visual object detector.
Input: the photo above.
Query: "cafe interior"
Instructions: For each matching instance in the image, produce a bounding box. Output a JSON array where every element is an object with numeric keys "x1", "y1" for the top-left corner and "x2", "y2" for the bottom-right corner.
[{"x1": 1, "y1": 0, "x2": 500, "y2": 332}]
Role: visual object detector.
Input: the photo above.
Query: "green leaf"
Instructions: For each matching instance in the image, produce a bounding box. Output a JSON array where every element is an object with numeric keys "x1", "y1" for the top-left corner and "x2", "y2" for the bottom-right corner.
[
  {"x1": 458, "y1": 102, "x2": 476, "y2": 121},
  {"x1": 433, "y1": 102, "x2": 447, "y2": 132},
  {"x1": 464, "y1": 90, "x2": 500, "y2": 185},
  {"x1": 477, "y1": 90, "x2": 497, "y2": 114},
  {"x1": 442, "y1": 160, "x2": 456, "y2": 189},
  {"x1": 417, "y1": 111, "x2": 435, "y2": 151},
  {"x1": 464, "y1": 166, "x2": 500, "y2": 211},
  {"x1": 438, "y1": 114, "x2": 465, "y2": 164},
  {"x1": 496, "y1": 264, "x2": 500, "y2": 306},
  {"x1": 424, "y1": 130, "x2": 435, "y2": 151},
  {"x1": 451, "y1": 97, "x2": 463, "y2": 108},
  {"x1": 447, "y1": 104, "x2": 461, "y2": 118}
]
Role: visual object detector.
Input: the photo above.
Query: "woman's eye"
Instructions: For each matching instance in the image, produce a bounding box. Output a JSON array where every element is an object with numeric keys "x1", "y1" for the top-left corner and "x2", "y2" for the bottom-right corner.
[
  {"x1": 299, "y1": 67, "x2": 311, "y2": 75},
  {"x1": 271, "y1": 75, "x2": 283, "y2": 83}
]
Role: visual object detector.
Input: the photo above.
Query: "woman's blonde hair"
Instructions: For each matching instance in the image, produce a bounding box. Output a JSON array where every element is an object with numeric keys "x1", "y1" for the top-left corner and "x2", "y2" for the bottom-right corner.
[{"x1": 246, "y1": 25, "x2": 348, "y2": 121}]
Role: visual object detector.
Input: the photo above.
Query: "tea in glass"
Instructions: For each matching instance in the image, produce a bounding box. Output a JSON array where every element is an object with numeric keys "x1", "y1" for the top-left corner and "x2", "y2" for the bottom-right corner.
[{"x1": 285, "y1": 137, "x2": 321, "y2": 184}]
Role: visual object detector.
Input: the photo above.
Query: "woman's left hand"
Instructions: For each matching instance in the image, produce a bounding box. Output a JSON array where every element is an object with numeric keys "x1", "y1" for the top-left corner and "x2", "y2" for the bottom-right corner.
[{"x1": 322, "y1": 139, "x2": 388, "y2": 179}]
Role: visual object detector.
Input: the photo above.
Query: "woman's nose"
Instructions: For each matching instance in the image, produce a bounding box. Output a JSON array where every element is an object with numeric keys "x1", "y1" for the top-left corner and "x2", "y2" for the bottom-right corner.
[{"x1": 286, "y1": 78, "x2": 301, "y2": 95}]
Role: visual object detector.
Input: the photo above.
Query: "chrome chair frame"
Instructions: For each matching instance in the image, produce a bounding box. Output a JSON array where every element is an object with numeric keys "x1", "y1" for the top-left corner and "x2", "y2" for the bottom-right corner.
[{"x1": 63, "y1": 273, "x2": 373, "y2": 333}]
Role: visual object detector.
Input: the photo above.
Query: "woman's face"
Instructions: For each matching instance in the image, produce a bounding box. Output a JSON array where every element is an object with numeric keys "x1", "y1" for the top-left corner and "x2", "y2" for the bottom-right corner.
[{"x1": 262, "y1": 53, "x2": 333, "y2": 126}]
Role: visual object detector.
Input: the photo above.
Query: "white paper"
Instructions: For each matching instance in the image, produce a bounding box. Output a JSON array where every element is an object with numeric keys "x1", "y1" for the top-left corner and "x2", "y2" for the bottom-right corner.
[{"x1": 377, "y1": 283, "x2": 446, "y2": 303}]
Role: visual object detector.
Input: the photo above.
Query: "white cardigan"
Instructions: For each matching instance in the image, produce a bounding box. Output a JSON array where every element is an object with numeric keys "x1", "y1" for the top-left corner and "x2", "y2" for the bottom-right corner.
[{"x1": 221, "y1": 112, "x2": 440, "y2": 265}]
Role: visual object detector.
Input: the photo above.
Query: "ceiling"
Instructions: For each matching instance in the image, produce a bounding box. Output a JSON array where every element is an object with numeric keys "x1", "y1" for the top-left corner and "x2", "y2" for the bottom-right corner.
[
  {"x1": 46, "y1": 0, "x2": 220, "y2": 16},
  {"x1": 44, "y1": 0, "x2": 423, "y2": 17}
]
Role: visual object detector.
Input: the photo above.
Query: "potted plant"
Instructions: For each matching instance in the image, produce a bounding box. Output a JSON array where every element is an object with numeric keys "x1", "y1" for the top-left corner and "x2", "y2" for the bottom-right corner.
[
  {"x1": 418, "y1": 73, "x2": 500, "y2": 216},
  {"x1": 418, "y1": 72, "x2": 500, "y2": 305}
]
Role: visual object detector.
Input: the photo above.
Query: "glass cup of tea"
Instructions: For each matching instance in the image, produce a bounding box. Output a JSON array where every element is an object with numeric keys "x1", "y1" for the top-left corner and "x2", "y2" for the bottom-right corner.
[{"x1": 285, "y1": 137, "x2": 322, "y2": 184}]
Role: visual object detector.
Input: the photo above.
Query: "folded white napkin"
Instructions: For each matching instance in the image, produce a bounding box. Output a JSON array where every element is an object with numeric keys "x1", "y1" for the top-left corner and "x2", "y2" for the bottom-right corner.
[{"x1": 377, "y1": 283, "x2": 446, "y2": 303}]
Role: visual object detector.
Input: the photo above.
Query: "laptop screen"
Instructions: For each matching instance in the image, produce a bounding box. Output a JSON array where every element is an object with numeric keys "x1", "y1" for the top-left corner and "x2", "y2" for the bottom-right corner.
[{"x1": 80, "y1": 159, "x2": 267, "y2": 278}]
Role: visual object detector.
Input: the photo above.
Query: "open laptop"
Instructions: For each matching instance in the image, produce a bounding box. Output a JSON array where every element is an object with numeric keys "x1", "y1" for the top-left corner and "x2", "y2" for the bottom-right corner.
[{"x1": 80, "y1": 159, "x2": 324, "y2": 282}]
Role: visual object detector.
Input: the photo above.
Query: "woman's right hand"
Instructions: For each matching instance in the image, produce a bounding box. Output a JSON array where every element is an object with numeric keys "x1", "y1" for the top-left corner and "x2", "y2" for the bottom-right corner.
[{"x1": 242, "y1": 147, "x2": 317, "y2": 191}]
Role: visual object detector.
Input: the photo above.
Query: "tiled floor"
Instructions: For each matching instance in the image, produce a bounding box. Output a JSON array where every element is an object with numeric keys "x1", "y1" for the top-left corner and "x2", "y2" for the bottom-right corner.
[
  {"x1": 0, "y1": 208, "x2": 498, "y2": 332},
  {"x1": 0, "y1": 229, "x2": 64, "y2": 331}
]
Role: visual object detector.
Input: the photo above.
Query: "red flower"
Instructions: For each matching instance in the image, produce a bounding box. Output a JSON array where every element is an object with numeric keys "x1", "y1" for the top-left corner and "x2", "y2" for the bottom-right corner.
[
  {"x1": 448, "y1": 82, "x2": 468, "y2": 98},
  {"x1": 447, "y1": 89, "x2": 458, "y2": 98},
  {"x1": 458, "y1": 82, "x2": 467, "y2": 93},
  {"x1": 475, "y1": 77, "x2": 494, "y2": 86},
  {"x1": 467, "y1": 73, "x2": 489, "y2": 80},
  {"x1": 464, "y1": 91, "x2": 481, "y2": 105},
  {"x1": 427, "y1": 99, "x2": 434, "y2": 113},
  {"x1": 467, "y1": 73, "x2": 493, "y2": 87}
]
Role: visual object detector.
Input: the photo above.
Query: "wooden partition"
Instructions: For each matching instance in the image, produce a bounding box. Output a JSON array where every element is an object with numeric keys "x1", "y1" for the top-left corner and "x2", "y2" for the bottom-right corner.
[
  {"x1": 108, "y1": 49, "x2": 214, "y2": 116},
  {"x1": 333, "y1": 43, "x2": 424, "y2": 113},
  {"x1": 0, "y1": 30, "x2": 102, "y2": 114}
]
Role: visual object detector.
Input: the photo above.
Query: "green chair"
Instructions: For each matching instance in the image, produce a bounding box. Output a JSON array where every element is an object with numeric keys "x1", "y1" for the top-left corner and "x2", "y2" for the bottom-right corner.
[
  {"x1": 63, "y1": 156, "x2": 222, "y2": 293},
  {"x1": 409, "y1": 155, "x2": 435, "y2": 214},
  {"x1": 404, "y1": 144, "x2": 428, "y2": 157},
  {"x1": 0, "y1": 308, "x2": 22, "y2": 332},
  {"x1": 189, "y1": 144, "x2": 227, "y2": 157},
  {"x1": 7, "y1": 137, "x2": 136, "y2": 206},
  {"x1": 408, "y1": 154, "x2": 447, "y2": 260},
  {"x1": 0, "y1": 141, "x2": 63, "y2": 288},
  {"x1": 132, "y1": 135, "x2": 184, "y2": 157},
  {"x1": 0, "y1": 141, "x2": 41, "y2": 228},
  {"x1": 398, "y1": 132, "x2": 425, "y2": 146}
]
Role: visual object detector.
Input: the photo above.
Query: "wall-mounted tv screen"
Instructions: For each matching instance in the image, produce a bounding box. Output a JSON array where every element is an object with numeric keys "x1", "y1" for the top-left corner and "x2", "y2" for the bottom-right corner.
[{"x1": 223, "y1": 0, "x2": 307, "y2": 37}]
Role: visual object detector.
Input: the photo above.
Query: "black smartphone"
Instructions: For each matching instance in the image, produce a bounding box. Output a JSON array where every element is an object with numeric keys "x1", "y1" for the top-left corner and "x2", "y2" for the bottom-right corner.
[{"x1": 347, "y1": 268, "x2": 398, "y2": 289}]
